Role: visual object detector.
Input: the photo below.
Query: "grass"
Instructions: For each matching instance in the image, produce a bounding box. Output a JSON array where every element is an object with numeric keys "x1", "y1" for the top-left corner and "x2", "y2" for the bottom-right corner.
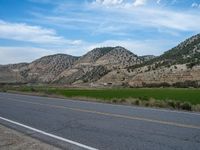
[{"x1": 1, "y1": 86, "x2": 200, "y2": 111}]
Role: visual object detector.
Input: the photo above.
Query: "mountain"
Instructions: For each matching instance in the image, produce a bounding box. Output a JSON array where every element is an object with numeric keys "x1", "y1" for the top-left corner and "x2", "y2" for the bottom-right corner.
[
  {"x1": 139, "y1": 55, "x2": 156, "y2": 62},
  {"x1": 125, "y1": 34, "x2": 200, "y2": 87},
  {"x1": 140, "y1": 34, "x2": 200, "y2": 68},
  {"x1": 158, "y1": 33, "x2": 200, "y2": 65},
  {"x1": 0, "y1": 54, "x2": 78, "y2": 83},
  {"x1": 73, "y1": 46, "x2": 141, "y2": 68},
  {"x1": 21, "y1": 54, "x2": 79, "y2": 83},
  {"x1": 95, "y1": 46, "x2": 141, "y2": 69},
  {"x1": 0, "y1": 34, "x2": 200, "y2": 87},
  {"x1": 54, "y1": 46, "x2": 142, "y2": 84},
  {"x1": 74, "y1": 47, "x2": 114, "y2": 66},
  {"x1": 0, "y1": 63, "x2": 29, "y2": 83}
]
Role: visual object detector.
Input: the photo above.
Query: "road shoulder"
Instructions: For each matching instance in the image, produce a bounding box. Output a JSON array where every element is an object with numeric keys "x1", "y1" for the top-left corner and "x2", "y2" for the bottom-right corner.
[{"x1": 0, "y1": 124, "x2": 60, "y2": 150}]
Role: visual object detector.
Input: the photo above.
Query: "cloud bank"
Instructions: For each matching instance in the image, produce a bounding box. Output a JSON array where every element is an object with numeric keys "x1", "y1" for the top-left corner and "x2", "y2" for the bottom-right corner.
[{"x1": 0, "y1": 20, "x2": 81, "y2": 45}]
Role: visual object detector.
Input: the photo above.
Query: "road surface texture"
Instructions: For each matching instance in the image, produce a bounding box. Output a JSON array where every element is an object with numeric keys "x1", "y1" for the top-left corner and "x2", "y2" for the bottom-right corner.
[
  {"x1": 0, "y1": 92, "x2": 200, "y2": 150},
  {"x1": 0, "y1": 124, "x2": 60, "y2": 150}
]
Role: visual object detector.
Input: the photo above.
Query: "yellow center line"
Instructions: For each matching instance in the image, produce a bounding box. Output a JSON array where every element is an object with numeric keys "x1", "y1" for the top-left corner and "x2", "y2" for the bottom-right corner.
[{"x1": 5, "y1": 98, "x2": 200, "y2": 130}]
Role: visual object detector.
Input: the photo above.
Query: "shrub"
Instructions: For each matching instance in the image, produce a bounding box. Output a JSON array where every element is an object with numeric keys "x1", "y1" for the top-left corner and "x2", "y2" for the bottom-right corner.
[
  {"x1": 167, "y1": 100, "x2": 176, "y2": 108},
  {"x1": 30, "y1": 87, "x2": 36, "y2": 92},
  {"x1": 148, "y1": 99, "x2": 156, "y2": 107},
  {"x1": 139, "y1": 96, "x2": 149, "y2": 101},
  {"x1": 134, "y1": 99, "x2": 140, "y2": 105},
  {"x1": 186, "y1": 62, "x2": 196, "y2": 69},
  {"x1": 119, "y1": 99, "x2": 126, "y2": 103},
  {"x1": 130, "y1": 99, "x2": 140, "y2": 106},
  {"x1": 192, "y1": 104, "x2": 200, "y2": 112},
  {"x1": 142, "y1": 82, "x2": 171, "y2": 88},
  {"x1": 175, "y1": 101, "x2": 181, "y2": 109},
  {"x1": 180, "y1": 102, "x2": 192, "y2": 111},
  {"x1": 173, "y1": 81, "x2": 199, "y2": 88},
  {"x1": 112, "y1": 99, "x2": 117, "y2": 103},
  {"x1": 148, "y1": 99, "x2": 167, "y2": 108},
  {"x1": 0, "y1": 88, "x2": 7, "y2": 92},
  {"x1": 144, "y1": 102, "x2": 149, "y2": 107},
  {"x1": 44, "y1": 89, "x2": 52, "y2": 95},
  {"x1": 127, "y1": 68, "x2": 131, "y2": 73}
]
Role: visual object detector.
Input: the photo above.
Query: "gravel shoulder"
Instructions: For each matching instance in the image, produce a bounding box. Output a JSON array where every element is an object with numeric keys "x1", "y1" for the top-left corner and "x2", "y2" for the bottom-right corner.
[{"x1": 0, "y1": 124, "x2": 60, "y2": 150}]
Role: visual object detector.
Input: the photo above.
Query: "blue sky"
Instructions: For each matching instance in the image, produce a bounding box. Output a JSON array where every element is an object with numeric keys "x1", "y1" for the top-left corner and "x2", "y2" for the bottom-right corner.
[{"x1": 0, "y1": 0, "x2": 200, "y2": 64}]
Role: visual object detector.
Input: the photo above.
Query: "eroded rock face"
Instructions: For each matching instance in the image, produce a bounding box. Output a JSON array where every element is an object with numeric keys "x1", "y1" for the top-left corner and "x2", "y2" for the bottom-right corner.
[{"x1": 128, "y1": 65, "x2": 200, "y2": 87}]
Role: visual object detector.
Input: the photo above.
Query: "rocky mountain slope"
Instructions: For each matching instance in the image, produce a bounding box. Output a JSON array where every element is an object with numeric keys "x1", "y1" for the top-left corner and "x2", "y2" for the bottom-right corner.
[
  {"x1": 22, "y1": 54, "x2": 79, "y2": 83},
  {"x1": 0, "y1": 63, "x2": 29, "y2": 83},
  {"x1": 0, "y1": 34, "x2": 200, "y2": 87},
  {"x1": 139, "y1": 55, "x2": 156, "y2": 62},
  {"x1": 116, "y1": 34, "x2": 200, "y2": 87},
  {"x1": 54, "y1": 46, "x2": 142, "y2": 84},
  {"x1": 138, "y1": 33, "x2": 200, "y2": 68},
  {"x1": 0, "y1": 54, "x2": 78, "y2": 83},
  {"x1": 158, "y1": 33, "x2": 200, "y2": 65}
]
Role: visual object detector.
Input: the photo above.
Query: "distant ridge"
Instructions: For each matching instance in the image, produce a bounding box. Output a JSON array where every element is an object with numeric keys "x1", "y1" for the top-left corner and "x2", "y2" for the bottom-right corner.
[{"x1": 0, "y1": 34, "x2": 200, "y2": 87}]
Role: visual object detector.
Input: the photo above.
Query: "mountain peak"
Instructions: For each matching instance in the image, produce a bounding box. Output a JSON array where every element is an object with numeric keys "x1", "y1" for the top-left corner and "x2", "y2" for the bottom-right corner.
[{"x1": 75, "y1": 47, "x2": 114, "y2": 65}]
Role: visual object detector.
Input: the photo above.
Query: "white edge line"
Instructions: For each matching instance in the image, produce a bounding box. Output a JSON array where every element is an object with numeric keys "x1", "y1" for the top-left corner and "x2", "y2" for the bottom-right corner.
[{"x1": 0, "y1": 116, "x2": 98, "y2": 150}]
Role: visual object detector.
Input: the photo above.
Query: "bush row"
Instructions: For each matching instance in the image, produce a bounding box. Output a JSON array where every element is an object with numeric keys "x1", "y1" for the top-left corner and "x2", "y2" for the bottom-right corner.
[{"x1": 141, "y1": 80, "x2": 200, "y2": 88}]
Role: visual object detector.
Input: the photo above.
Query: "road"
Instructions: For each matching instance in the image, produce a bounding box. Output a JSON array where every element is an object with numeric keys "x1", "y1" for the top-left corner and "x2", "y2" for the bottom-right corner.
[{"x1": 0, "y1": 92, "x2": 200, "y2": 150}]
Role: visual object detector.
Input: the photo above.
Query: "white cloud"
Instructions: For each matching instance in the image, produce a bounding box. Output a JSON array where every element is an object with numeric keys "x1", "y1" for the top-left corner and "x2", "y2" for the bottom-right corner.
[
  {"x1": 133, "y1": 0, "x2": 147, "y2": 6},
  {"x1": 192, "y1": 2, "x2": 200, "y2": 8},
  {"x1": 0, "y1": 37, "x2": 177, "y2": 64},
  {"x1": 30, "y1": 1, "x2": 200, "y2": 35},
  {"x1": 156, "y1": 0, "x2": 161, "y2": 4},
  {"x1": 95, "y1": 0, "x2": 123, "y2": 5},
  {"x1": 93, "y1": 0, "x2": 148, "y2": 7},
  {"x1": 88, "y1": 2, "x2": 200, "y2": 32},
  {"x1": 0, "y1": 20, "x2": 82, "y2": 45}
]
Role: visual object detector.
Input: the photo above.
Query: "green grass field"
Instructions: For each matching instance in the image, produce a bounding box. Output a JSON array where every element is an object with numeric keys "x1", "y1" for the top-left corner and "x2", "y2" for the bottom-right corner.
[
  {"x1": 2, "y1": 86, "x2": 200, "y2": 111},
  {"x1": 14, "y1": 86, "x2": 200, "y2": 104}
]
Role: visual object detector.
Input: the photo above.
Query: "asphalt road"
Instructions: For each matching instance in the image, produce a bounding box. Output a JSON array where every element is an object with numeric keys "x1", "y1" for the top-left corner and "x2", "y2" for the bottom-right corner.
[{"x1": 0, "y1": 92, "x2": 200, "y2": 150}]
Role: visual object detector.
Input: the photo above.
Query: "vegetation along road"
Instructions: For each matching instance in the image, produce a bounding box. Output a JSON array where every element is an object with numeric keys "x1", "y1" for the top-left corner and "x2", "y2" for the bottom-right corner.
[{"x1": 2, "y1": 86, "x2": 200, "y2": 111}]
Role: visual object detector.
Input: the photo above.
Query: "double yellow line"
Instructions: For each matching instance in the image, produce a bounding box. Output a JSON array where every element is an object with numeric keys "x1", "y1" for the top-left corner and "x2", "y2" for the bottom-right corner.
[{"x1": 5, "y1": 98, "x2": 200, "y2": 130}]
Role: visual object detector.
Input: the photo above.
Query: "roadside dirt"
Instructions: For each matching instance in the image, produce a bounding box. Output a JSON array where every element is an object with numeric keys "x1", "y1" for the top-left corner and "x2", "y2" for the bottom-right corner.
[{"x1": 0, "y1": 124, "x2": 60, "y2": 150}]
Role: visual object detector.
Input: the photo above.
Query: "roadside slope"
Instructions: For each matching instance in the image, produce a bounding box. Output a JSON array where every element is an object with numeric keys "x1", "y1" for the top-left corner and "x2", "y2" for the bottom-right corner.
[{"x1": 0, "y1": 124, "x2": 60, "y2": 150}]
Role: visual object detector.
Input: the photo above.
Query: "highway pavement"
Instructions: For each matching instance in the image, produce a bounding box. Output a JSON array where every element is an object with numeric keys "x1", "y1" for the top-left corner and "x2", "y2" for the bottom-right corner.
[{"x1": 0, "y1": 92, "x2": 200, "y2": 150}]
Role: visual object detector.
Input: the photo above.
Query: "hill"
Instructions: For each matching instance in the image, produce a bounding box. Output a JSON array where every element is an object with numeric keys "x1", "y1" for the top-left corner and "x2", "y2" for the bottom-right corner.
[
  {"x1": 125, "y1": 34, "x2": 200, "y2": 87},
  {"x1": 0, "y1": 54, "x2": 78, "y2": 83},
  {"x1": 0, "y1": 34, "x2": 200, "y2": 87},
  {"x1": 54, "y1": 46, "x2": 142, "y2": 84}
]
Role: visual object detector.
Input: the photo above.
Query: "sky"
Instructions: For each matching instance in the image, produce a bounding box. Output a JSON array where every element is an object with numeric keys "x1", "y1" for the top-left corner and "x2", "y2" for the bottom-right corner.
[{"x1": 0, "y1": 0, "x2": 200, "y2": 64}]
